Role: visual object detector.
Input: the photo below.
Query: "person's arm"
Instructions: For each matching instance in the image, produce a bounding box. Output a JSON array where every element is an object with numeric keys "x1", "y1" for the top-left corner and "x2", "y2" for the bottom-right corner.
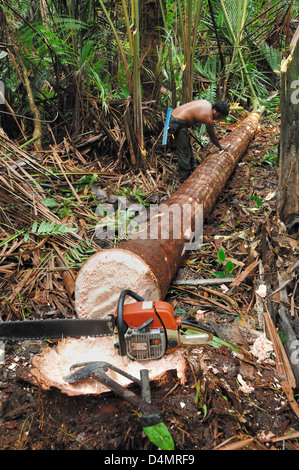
[{"x1": 205, "y1": 121, "x2": 222, "y2": 150}]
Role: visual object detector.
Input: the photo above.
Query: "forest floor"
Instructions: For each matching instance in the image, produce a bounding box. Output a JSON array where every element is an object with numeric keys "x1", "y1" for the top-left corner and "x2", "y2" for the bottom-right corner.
[{"x1": 0, "y1": 113, "x2": 298, "y2": 451}]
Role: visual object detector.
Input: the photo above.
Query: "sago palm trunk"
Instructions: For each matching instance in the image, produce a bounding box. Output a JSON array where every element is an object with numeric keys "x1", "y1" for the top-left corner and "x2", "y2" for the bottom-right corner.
[{"x1": 75, "y1": 112, "x2": 261, "y2": 319}]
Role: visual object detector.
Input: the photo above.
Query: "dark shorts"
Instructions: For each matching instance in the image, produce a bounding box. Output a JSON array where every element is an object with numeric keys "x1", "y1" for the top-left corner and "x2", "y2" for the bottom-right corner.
[
  {"x1": 168, "y1": 116, "x2": 188, "y2": 135},
  {"x1": 169, "y1": 116, "x2": 194, "y2": 183}
]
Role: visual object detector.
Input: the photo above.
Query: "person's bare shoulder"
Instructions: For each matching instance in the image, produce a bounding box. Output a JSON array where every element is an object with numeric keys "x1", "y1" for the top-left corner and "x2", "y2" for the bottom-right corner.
[
  {"x1": 195, "y1": 100, "x2": 213, "y2": 122},
  {"x1": 172, "y1": 99, "x2": 213, "y2": 125}
]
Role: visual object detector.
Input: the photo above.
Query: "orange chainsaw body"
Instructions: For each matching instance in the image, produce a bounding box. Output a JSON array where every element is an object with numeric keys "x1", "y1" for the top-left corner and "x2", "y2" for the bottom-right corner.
[
  {"x1": 119, "y1": 300, "x2": 182, "y2": 331},
  {"x1": 114, "y1": 290, "x2": 212, "y2": 361}
]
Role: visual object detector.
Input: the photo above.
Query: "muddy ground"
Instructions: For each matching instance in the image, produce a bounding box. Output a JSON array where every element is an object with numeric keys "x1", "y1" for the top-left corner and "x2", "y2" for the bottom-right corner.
[{"x1": 0, "y1": 115, "x2": 298, "y2": 451}]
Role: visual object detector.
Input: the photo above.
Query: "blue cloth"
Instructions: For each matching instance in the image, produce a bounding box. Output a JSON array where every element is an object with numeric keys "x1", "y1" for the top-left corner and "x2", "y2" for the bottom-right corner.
[{"x1": 162, "y1": 108, "x2": 173, "y2": 145}]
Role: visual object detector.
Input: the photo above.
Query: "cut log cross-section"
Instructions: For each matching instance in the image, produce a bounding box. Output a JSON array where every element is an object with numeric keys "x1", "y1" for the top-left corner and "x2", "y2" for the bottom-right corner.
[{"x1": 75, "y1": 112, "x2": 260, "y2": 319}]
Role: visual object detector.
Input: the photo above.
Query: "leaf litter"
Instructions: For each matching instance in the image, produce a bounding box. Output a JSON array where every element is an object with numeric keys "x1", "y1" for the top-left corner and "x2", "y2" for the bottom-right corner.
[{"x1": 0, "y1": 115, "x2": 299, "y2": 450}]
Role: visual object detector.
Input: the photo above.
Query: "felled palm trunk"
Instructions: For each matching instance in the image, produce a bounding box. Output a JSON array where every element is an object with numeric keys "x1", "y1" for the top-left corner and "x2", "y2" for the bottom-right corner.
[{"x1": 75, "y1": 112, "x2": 260, "y2": 319}]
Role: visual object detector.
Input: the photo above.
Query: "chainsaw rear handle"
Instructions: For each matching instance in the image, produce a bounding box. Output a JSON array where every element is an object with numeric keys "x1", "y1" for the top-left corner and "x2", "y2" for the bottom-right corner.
[
  {"x1": 116, "y1": 289, "x2": 144, "y2": 359},
  {"x1": 180, "y1": 319, "x2": 214, "y2": 335}
]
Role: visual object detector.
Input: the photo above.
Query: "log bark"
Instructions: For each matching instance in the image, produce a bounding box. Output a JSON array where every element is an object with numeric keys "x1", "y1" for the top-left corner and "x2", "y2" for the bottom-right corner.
[
  {"x1": 278, "y1": 27, "x2": 299, "y2": 226},
  {"x1": 75, "y1": 112, "x2": 260, "y2": 319}
]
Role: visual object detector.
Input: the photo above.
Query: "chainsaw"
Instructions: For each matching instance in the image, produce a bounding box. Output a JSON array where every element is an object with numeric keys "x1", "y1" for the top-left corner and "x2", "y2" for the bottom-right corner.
[{"x1": 0, "y1": 289, "x2": 213, "y2": 361}]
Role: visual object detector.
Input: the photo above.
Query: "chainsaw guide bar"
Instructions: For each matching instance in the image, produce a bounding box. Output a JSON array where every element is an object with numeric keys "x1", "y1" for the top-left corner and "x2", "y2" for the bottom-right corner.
[
  {"x1": 0, "y1": 290, "x2": 214, "y2": 364},
  {"x1": 0, "y1": 318, "x2": 114, "y2": 341}
]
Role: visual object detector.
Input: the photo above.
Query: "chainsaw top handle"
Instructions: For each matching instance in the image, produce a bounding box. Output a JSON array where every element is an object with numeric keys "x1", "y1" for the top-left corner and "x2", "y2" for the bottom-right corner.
[{"x1": 116, "y1": 289, "x2": 145, "y2": 359}]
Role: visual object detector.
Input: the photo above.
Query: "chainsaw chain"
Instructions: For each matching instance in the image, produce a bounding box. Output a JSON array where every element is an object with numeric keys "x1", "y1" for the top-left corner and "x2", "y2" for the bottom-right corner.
[{"x1": 0, "y1": 317, "x2": 114, "y2": 341}]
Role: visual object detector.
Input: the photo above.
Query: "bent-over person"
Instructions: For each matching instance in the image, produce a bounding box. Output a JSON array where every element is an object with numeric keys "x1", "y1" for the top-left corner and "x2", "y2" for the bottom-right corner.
[{"x1": 169, "y1": 100, "x2": 230, "y2": 183}]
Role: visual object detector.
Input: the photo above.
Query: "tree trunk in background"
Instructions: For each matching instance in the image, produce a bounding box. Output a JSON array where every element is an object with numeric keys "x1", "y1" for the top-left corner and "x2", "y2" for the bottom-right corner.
[
  {"x1": 278, "y1": 27, "x2": 299, "y2": 230},
  {"x1": 3, "y1": 9, "x2": 43, "y2": 151},
  {"x1": 139, "y1": 0, "x2": 165, "y2": 101},
  {"x1": 132, "y1": 0, "x2": 146, "y2": 167}
]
